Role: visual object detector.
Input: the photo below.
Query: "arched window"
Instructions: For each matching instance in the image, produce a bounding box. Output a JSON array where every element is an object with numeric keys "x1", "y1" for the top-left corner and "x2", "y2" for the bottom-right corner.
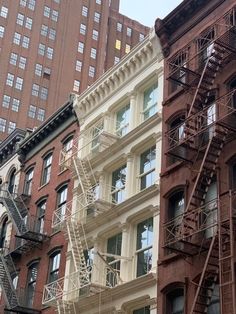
[
  {"x1": 168, "y1": 115, "x2": 185, "y2": 164},
  {"x1": 24, "y1": 167, "x2": 34, "y2": 195},
  {"x1": 41, "y1": 152, "x2": 53, "y2": 185},
  {"x1": 0, "y1": 217, "x2": 8, "y2": 248},
  {"x1": 36, "y1": 200, "x2": 46, "y2": 233},
  {"x1": 26, "y1": 261, "x2": 39, "y2": 307},
  {"x1": 48, "y1": 250, "x2": 61, "y2": 283},
  {"x1": 8, "y1": 168, "x2": 16, "y2": 194},
  {"x1": 168, "y1": 191, "x2": 185, "y2": 220},
  {"x1": 166, "y1": 288, "x2": 184, "y2": 314}
]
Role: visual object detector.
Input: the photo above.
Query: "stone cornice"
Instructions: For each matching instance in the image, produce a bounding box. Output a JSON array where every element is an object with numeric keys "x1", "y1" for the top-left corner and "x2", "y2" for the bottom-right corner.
[{"x1": 73, "y1": 29, "x2": 163, "y2": 119}]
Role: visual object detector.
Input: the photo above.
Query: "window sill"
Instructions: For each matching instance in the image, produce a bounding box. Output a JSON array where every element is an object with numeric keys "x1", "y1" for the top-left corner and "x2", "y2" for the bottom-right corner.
[
  {"x1": 38, "y1": 182, "x2": 50, "y2": 191},
  {"x1": 161, "y1": 160, "x2": 185, "y2": 177},
  {"x1": 163, "y1": 87, "x2": 185, "y2": 106}
]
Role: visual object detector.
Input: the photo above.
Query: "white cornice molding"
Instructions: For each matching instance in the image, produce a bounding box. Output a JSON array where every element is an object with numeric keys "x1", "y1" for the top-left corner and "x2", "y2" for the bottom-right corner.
[{"x1": 73, "y1": 29, "x2": 163, "y2": 120}]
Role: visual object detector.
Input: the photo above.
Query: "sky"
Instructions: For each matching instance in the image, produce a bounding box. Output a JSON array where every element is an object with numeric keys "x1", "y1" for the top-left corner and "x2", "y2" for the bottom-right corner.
[{"x1": 119, "y1": 0, "x2": 183, "y2": 27}]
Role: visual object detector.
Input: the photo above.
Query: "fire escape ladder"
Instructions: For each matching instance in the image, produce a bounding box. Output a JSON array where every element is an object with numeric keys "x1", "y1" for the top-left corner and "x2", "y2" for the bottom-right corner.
[
  {"x1": 188, "y1": 43, "x2": 225, "y2": 117},
  {"x1": 190, "y1": 235, "x2": 219, "y2": 314},
  {"x1": 218, "y1": 190, "x2": 236, "y2": 314},
  {"x1": 72, "y1": 157, "x2": 94, "y2": 194},
  {"x1": 65, "y1": 220, "x2": 90, "y2": 287}
]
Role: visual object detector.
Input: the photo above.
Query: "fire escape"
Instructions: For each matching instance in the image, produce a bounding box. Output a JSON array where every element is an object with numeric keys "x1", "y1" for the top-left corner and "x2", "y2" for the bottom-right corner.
[
  {"x1": 0, "y1": 189, "x2": 48, "y2": 313},
  {"x1": 164, "y1": 8, "x2": 236, "y2": 314},
  {"x1": 43, "y1": 117, "x2": 123, "y2": 312}
]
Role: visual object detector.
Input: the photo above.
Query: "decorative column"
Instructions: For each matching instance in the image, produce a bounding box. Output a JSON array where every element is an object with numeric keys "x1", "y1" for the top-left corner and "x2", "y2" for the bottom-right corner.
[
  {"x1": 125, "y1": 153, "x2": 135, "y2": 198},
  {"x1": 120, "y1": 223, "x2": 131, "y2": 283},
  {"x1": 128, "y1": 92, "x2": 137, "y2": 131}
]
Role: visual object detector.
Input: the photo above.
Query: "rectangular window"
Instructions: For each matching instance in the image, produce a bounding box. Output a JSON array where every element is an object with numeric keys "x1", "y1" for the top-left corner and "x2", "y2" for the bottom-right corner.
[
  {"x1": 0, "y1": 118, "x2": 6, "y2": 132},
  {"x1": 80, "y1": 23, "x2": 86, "y2": 35},
  {"x1": 17, "y1": 13, "x2": 24, "y2": 26},
  {"x1": 38, "y1": 43, "x2": 45, "y2": 56},
  {"x1": 15, "y1": 77, "x2": 23, "y2": 90},
  {"x1": 6, "y1": 73, "x2": 14, "y2": 87},
  {"x1": 89, "y1": 65, "x2": 95, "y2": 78},
  {"x1": 2, "y1": 95, "x2": 10, "y2": 108},
  {"x1": 20, "y1": 0, "x2": 27, "y2": 7},
  {"x1": 0, "y1": 25, "x2": 5, "y2": 38},
  {"x1": 117, "y1": 22, "x2": 122, "y2": 32},
  {"x1": 40, "y1": 87, "x2": 48, "y2": 100},
  {"x1": 56, "y1": 186, "x2": 68, "y2": 224},
  {"x1": 46, "y1": 47, "x2": 53, "y2": 59},
  {"x1": 35, "y1": 63, "x2": 42, "y2": 76},
  {"x1": 143, "y1": 84, "x2": 158, "y2": 120},
  {"x1": 19, "y1": 56, "x2": 27, "y2": 69},
  {"x1": 78, "y1": 41, "x2": 84, "y2": 53},
  {"x1": 139, "y1": 33, "x2": 145, "y2": 42},
  {"x1": 0, "y1": 6, "x2": 8, "y2": 18},
  {"x1": 28, "y1": 105, "x2": 36, "y2": 118},
  {"x1": 125, "y1": 44, "x2": 130, "y2": 54},
  {"x1": 43, "y1": 6, "x2": 50, "y2": 18},
  {"x1": 92, "y1": 29, "x2": 98, "y2": 41},
  {"x1": 140, "y1": 146, "x2": 156, "y2": 190},
  {"x1": 115, "y1": 39, "x2": 121, "y2": 50},
  {"x1": 136, "y1": 218, "x2": 153, "y2": 277},
  {"x1": 111, "y1": 165, "x2": 127, "y2": 204},
  {"x1": 42, "y1": 153, "x2": 52, "y2": 185},
  {"x1": 49, "y1": 28, "x2": 56, "y2": 40},
  {"x1": 90, "y1": 47, "x2": 97, "y2": 59},
  {"x1": 82, "y1": 6, "x2": 88, "y2": 17},
  {"x1": 12, "y1": 98, "x2": 20, "y2": 112},
  {"x1": 133, "y1": 306, "x2": 150, "y2": 314},
  {"x1": 24, "y1": 168, "x2": 34, "y2": 195},
  {"x1": 8, "y1": 121, "x2": 16, "y2": 134},
  {"x1": 116, "y1": 104, "x2": 130, "y2": 136},
  {"x1": 25, "y1": 17, "x2": 33, "y2": 30},
  {"x1": 37, "y1": 108, "x2": 45, "y2": 121},
  {"x1": 106, "y1": 233, "x2": 122, "y2": 287},
  {"x1": 96, "y1": 0, "x2": 101, "y2": 4},
  {"x1": 41, "y1": 24, "x2": 48, "y2": 36},
  {"x1": 114, "y1": 56, "x2": 120, "y2": 65},
  {"x1": 127, "y1": 27, "x2": 132, "y2": 37},
  {"x1": 13, "y1": 32, "x2": 21, "y2": 45},
  {"x1": 22, "y1": 36, "x2": 30, "y2": 48},
  {"x1": 10, "y1": 53, "x2": 18, "y2": 66},
  {"x1": 94, "y1": 12, "x2": 100, "y2": 23},
  {"x1": 48, "y1": 252, "x2": 61, "y2": 283},
  {"x1": 76, "y1": 60, "x2": 82, "y2": 72},
  {"x1": 32, "y1": 83, "x2": 39, "y2": 96},
  {"x1": 73, "y1": 80, "x2": 80, "y2": 92},
  {"x1": 28, "y1": 0, "x2": 35, "y2": 10},
  {"x1": 51, "y1": 10, "x2": 58, "y2": 22}
]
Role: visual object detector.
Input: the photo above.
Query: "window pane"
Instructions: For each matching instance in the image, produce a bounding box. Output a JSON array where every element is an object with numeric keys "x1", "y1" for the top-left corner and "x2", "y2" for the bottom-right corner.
[
  {"x1": 143, "y1": 84, "x2": 158, "y2": 120},
  {"x1": 116, "y1": 104, "x2": 130, "y2": 136}
]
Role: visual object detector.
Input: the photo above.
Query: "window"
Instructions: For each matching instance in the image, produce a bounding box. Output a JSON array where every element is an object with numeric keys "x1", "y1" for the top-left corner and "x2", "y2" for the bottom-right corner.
[
  {"x1": 19, "y1": 56, "x2": 27, "y2": 69},
  {"x1": 61, "y1": 136, "x2": 73, "y2": 168},
  {"x1": 35, "y1": 63, "x2": 42, "y2": 76},
  {"x1": 41, "y1": 24, "x2": 48, "y2": 36},
  {"x1": 17, "y1": 13, "x2": 24, "y2": 26},
  {"x1": 10, "y1": 53, "x2": 18, "y2": 66},
  {"x1": 80, "y1": 23, "x2": 86, "y2": 35},
  {"x1": 0, "y1": 25, "x2": 4, "y2": 38},
  {"x1": 13, "y1": 32, "x2": 21, "y2": 45},
  {"x1": 15, "y1": 77, "x2": 23, "y2": 90},
  {"x1": 139, "y1": 33, "x2": 145, "y2": 41},
  {"x1": 40, "y1": 87, "x2": 48, "y2": 100},
  {"x1": 89, "y1": 66, "x2": 95, "y2": 78},
  {"x1": 25, "y1": 17, "x2": 33, "y2": 30},
  {"x1": 8, "y1": 121, "x2": 16, "y2": 134},
  {"x1": 26, "y1": 262, "x2": 38, "y2": 307},
  {"x1": 2, "y1": 95, "x2": 10, "y2": 108},
  {"x1": 133, "y1": 306, "x2": 150, "y2": 314},
  {"x1": 117, "y1": 22, "x2": 122, "y2": 32},
  {"x1": 0, "y1": 218, "x2": 8, "y2": 248},
  {"x1": 49, "y1": 28, "x2": 56, "y2": 40},
  {"x1": 24, "y1": 168, "x2": 34, "y2": 195},
  {"x1": 106, "y1": 233, "x2": 122, "y2": 287},
  {"x1": 73, "y1": 80, "x2": 80, "y2": 92},
  {"x1": 94, "y1": 12, "x2": 100, "y2": 23},
  {"x1": 0, "y1": 118, "x2": 6, "y2": 132},
  {"x1": 48, "y1": 251, "x2": 61, "y2": 283},
  {"x1": 111, "y1": 165, "x2": 127, "y2": 203},
  {"x1": 28, "y1": 0, "x2": 35, "y2": 10},
  {"x1": 140, "y1": 146, "x2": 156, "y2": 190},
  {"x1": 116, "y1": 104, "x2": 130, "y2": 136},
  {"x1": 51, "y1": 10, "x2": 58, "y2": 22},
  {"x1": 169, "y1": 52, "x2": 187, "y2": 92},
  {"x1": 78, "y1": 41, "x2": 84, "y2": 53},
  {"x1": 208, "y1": 284, "x2": 220, "y2": 314},
  {"x1": 92, "y1": 29, "x2": 98, "y2": 40},
  {"x1": 41, "y1": 153, "x2": 52, "y2": 185},
  {"x1": 229, "y1": 77, "x2": 236, "y2": 109},
  {"x1": 96, "y1": 0, "x2": 101, "y2": 4},
  {"x1": 91, "y1": 121, "x2": 104, "y2": 151},
  {"x1": 90, "y1": 48, "x2": 97, "y2": 59},
  {"x1": 46, "y1": 47, "x2": 53, "y2": 59},
  {"x1": 76, "y1": 60, "x2": 82, "y2": 72},
  {"x1": 0, "y1": 6, "x2": 8, "y2": 18},
  {"x1": 36, "y1": 200, "x2": 46, "y2": 233},
  {"x1": 12, "y1": 98, "x2": 20, "y2": 112},
  {"x1": 28, "y1": 105, "x2": 36, "y2": 118},
  {"x1": 127, "y1": 27, "x2": 132, "y2": 37},
  {"x1": 169, "y1": 191, "x2": 185, "y2": 221},
  {"x1": 20, "y1": 0, "x2": 27, "y2": 7},
  {"x1": 32, "y1": 83, "x2": 39, "y2": 97},
  {"x1": 125, "y1": 44, "x2": 130, "y2": 54},
  {"x1": 169, "y1": 116, "x2": 185, "y2": 154},
  {"x1": 56, "y1": 185, "x2": 68, "y2": 224},
  {"x1": 166, "y1": 289, "x2": 184, "y2": 314},
  {"x1": 143, "y1": 84, "x2": 158, "y2": 120},
  {"x1": 136, "y1": 217, "x2": 153, "y2": 277},
  {"x1": 38, "y1": 43, "x2": 45, "y2": 56},
  {"x1": 37, "y1": 108, "x2": 45, "y2": 121},
  {"x1": 43, "y1": 6, "x2": 50, "y2": 18},
  {"x1": 114, "y1": 56, "x2": 120, "y2": 65},
  {"x1": 8, "y1": 168, "x2": 16, "y2": 194},
  {"x1": 6, "y1": 73, "x2": 14, "y2": 86},
  {"x1": 22, "y1": 36, "x2": 30, "y2": 48},
  {"x1": 82, "y1": 6, "x2": 88, "y2": 17},
  {"x1": 115, "y1": 39, "x2": 121, "y2": 50}
]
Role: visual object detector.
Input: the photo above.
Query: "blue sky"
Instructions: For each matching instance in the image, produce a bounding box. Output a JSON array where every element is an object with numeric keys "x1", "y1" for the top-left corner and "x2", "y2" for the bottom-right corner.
[{"x1": 119, "y1": 0, "x2": 183, "y2": 27}]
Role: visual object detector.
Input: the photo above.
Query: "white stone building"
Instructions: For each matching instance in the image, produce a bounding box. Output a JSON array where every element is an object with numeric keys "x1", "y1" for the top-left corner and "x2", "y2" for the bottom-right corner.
[{"x1": 43, "y1": 29, "x2": 163, "y2": 314}]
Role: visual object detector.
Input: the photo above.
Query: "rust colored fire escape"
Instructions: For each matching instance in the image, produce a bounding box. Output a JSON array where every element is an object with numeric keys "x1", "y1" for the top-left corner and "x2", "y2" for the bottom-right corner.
[{"x1": 164, "y1": 7, "x2": 236, "y2": 314}]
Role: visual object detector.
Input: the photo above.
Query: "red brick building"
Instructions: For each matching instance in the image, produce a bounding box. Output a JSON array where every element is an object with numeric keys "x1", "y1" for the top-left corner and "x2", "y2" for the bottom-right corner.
[
  {"x1": 0, "y1": 96, "x2": 78, "y2": 313},
  {"x1": 156, "y1": 0, "x2": 236, "y2": 313},
  {"x1": 0, "y1": 0, "x2": 149, "y2": 141}
]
